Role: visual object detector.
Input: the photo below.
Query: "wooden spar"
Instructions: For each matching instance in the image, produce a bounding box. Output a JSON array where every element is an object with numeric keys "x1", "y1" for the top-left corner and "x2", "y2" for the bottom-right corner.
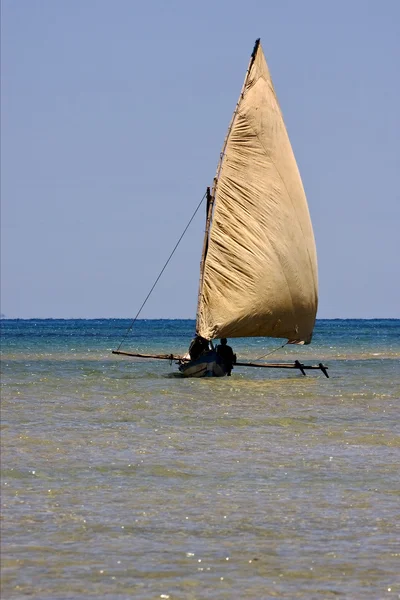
[
  {"x1": 210, "y1": 39, "x2": 260, "y2": 199},
  {"x1": 195, "y1": 186, "x2": 214, "y2": 332},
  {"x1": 112, "y1": 350, "x2": 184, "y2": 361},
  {"x1": 195, "y1": 42, "x2": 261, "y2": 335}
]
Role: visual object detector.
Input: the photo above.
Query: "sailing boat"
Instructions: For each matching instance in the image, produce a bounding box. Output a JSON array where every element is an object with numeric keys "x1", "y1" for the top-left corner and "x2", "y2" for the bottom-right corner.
[{"x1": 113, "y1": 39, "x2": 328, "y2": 378}]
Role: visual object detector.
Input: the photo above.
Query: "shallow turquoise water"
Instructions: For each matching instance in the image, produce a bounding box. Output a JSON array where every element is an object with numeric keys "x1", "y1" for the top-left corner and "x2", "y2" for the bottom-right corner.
[{"x1": 1, "y1": 319, "x2": 400, "y2": 598}]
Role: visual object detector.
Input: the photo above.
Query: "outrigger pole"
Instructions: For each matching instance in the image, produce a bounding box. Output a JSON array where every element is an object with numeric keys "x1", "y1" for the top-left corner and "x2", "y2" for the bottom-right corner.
[
  {"x1": 112, "y1": 351, "x2": 182, "y2": 361},
  {"x1": 235, "y1": 360, "x2": 329, "y2": 378},
  {"x1": 111, "y1": 351, "x2": 329, "y2": 378}
]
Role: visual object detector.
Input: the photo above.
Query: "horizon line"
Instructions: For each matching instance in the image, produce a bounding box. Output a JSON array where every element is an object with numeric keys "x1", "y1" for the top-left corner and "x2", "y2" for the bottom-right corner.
[{"x1": 1, "y1": 317, "x2": 399, "y2": 322}]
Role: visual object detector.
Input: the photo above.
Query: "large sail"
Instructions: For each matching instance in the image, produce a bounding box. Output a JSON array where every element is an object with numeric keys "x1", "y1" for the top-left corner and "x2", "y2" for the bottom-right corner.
[{"x1": 196, "y1": 40, "x2": 318, "y2": 343}]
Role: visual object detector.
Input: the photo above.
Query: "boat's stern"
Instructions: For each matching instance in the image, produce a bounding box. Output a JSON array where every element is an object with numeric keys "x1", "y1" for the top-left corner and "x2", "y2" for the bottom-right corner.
[{"x1": 178, "y1": 350, "x2": 227, "y2": 378}]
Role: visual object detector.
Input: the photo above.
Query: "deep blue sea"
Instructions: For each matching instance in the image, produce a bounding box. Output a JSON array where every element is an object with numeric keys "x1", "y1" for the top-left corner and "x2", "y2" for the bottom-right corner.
[{"x1": 1, "y1": 319, "x2": 399, "y2": 599}]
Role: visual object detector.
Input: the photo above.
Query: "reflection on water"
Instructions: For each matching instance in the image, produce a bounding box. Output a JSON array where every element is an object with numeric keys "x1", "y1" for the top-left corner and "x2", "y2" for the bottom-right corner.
[{"x1": 1, "y1": 320, "x2": 400, "y2": 598}]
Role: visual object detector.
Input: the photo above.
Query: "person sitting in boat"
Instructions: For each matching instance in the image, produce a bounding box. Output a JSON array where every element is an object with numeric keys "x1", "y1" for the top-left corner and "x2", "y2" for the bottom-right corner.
[
  {"x1": 216, "y1": 338, "x2": 236, "y2": 376},
  {"x1": 188, "y1": 335, "x2": 210, "y2": 361}
]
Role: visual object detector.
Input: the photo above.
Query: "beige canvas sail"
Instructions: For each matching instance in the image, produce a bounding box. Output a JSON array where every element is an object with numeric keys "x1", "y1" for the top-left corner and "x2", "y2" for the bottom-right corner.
[{"x1": 196, "y1": 41, "x2": 318, "y2": 343}]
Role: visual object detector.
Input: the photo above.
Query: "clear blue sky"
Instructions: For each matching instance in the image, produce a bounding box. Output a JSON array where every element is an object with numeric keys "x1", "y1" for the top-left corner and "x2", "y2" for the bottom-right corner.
[{"x1": 1, "y1": 0, "x2": 399, "y2": 319}]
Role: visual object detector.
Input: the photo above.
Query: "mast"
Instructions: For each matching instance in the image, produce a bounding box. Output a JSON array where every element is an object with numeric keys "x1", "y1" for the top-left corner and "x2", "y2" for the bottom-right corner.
[
  {"x1": 195, "y1": 186, "x2": 213, "y2": 335},
  {"x1": 195, "y1": 39, "x2": 261, "y2": 336}
]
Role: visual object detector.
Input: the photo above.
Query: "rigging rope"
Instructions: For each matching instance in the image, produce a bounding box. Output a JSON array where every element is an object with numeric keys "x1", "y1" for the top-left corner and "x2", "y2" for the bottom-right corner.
[
  {"x1": 116, "y1": 191, "x2": 207, "y2": 352},
  {"x1": 254, "y1": 341, "x2": 289, "y2": 361}
]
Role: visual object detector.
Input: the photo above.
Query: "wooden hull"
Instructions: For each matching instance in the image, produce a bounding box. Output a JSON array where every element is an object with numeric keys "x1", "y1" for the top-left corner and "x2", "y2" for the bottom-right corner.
[{"x1": 178, "y1": 350, "x2": 228, "y2": 378}]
